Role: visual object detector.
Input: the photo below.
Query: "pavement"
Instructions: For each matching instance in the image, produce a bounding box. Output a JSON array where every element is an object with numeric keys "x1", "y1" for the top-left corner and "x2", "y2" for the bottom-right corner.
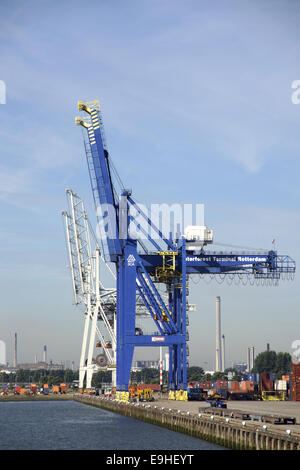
[{"x1": 150, "y1": 395, "x2": 300, "y2": 434}]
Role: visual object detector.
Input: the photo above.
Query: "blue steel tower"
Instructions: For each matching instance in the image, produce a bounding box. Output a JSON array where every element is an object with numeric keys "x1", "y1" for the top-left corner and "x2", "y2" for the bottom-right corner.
[{"x1": 76, "y1": 100, "x2": 296, "y2": 401}]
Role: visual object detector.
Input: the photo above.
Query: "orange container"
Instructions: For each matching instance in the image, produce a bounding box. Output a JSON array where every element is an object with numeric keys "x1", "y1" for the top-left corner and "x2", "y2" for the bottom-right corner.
[
  {"x1": 60, "y1": 383, "x2": 68, "y2": 393},
  {"x1": 53, "y1": 385, "x2": 59, "y2": 393},
  {"x1": 20, "y1": 388, "x2": 26, "y2": 395},
  {"x1": 231, "y1": 381, "x2": 240, "y2": 391}
]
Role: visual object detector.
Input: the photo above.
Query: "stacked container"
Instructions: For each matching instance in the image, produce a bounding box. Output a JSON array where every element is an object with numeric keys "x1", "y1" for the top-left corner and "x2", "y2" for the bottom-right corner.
[
  {"x1": 274, "y1": 380, "x2": 288, "y2": 391},
  {"x1": 259, "y1": 373, "x2": 274, "y2": 392},
  {"x1": 216, "y1": 380, "x2": 228, "y2": 389},
  {"x1": 291, "y1": 363, "x2": 300, "y2": 401},
  {"x1": 240, "y1": 380, "x2": 255, "y2": 392},
  {"x1": 230, "y1": 381, "x2": 240, "y2": 391},
  {"x1": 60, "y1": 383, "x2": 68, "y2": 394}
]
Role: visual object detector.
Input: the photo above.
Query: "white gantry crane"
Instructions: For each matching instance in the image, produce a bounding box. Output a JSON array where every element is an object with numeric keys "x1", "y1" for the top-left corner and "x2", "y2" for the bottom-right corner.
[
  {"x1": 62, "y1": 189, "x2": 156, "y2": 391},
  {"x1": 62, "y1": 189, "x2": 117, "y2": 390}
]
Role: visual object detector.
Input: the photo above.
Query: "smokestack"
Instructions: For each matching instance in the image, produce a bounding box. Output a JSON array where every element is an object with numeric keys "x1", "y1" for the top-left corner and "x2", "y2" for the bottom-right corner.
[
  {"x1": 250, "y1": 347, "x2": 255, "y2": 371},
  {"x1": 216, "y1": 297, "x2": 221, "y2": 372},
  {"x1": 43, "y1": 345, "x2": 47, "y2": 364},
  {"x1": 221, "y1": 335, "x2": 225, "y2": 372},
  {"x1": 267, "y1": 343, "x2": 270, "y2": 352},
  {"x1": 247, "y1": 347, "x2": 251, "y2": 372},
  {"x1": 14, "y1": 333, "x2": 17, "y2": 368}
]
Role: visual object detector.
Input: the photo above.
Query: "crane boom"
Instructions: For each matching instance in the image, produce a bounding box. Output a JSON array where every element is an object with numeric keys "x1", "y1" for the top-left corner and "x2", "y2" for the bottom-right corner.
[{"x1": 76, "y1": 101, "x2": 121, "y2": 262}]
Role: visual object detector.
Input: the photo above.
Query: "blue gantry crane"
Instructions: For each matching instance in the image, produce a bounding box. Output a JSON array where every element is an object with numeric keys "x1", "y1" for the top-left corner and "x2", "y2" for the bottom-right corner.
[{"x1": 75, "y1": 100, "x2": 296, "y2": 401}]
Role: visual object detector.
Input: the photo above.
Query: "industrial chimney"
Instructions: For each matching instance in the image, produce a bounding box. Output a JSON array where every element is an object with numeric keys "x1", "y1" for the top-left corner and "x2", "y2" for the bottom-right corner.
[
  {"x1": 216, "y1": 297, "x2": 221, "y2": 372},
  {"x1": 14, "y1": 333, "x2": 17, "y2": 368},
  {"x1": 247, "y1": 347, "x2": 251, "y2": 372},
  {"x1": 221, "y1": 335, "x2": 225, "y2": 372},
  {"x1": 250, "y1": 347, "x2": 255, "y2": 371},
  {"x1": 43, "y1": 345, "x2": 47, "y2": 364}
]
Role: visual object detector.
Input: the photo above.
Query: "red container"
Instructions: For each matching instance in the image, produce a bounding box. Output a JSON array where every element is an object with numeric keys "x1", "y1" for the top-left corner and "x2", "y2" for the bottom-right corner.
[
  {"x1": 216, "y1": 380, "x2": 228, "y2": 389},
  {"x1": 60, "y1": 383, "x2": 68, "y2": 393},
  {"x1": 259, "y1": 373, "x2": 274, "y2": 391},
  {"x1": 137, "y1": 384, "x2": 161, "y2": 391},
  {"x1": 231, "y1": 381, "x2": 240, "y2": 391}
]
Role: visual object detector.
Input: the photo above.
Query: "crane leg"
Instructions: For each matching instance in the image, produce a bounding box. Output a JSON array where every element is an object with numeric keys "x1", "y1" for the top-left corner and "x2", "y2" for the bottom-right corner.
[{"x1": 116, "y1": 242, "x2": 137, "y2": 401}]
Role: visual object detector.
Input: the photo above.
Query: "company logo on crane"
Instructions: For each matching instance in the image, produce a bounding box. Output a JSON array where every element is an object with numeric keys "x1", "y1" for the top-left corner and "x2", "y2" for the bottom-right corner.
[{"x1": 127, "y1": 254, "x2": 136, "y2": 266}]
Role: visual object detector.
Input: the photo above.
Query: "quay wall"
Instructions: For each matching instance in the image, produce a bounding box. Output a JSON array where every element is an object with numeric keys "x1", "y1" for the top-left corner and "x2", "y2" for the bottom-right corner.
[{"x1": 74, "y1": 394, "x2": 300, "y2": 450}]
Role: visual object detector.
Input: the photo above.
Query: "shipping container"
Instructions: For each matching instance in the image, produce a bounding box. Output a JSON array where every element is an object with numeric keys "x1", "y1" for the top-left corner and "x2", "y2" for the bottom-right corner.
[
  {"x1": 247, "y1": 374, "x2": 258, "y2": 382},
  {"x1": 259, "y1": 373, "x2": 274, "y2": 392},
  {"x1": 60, "y1": 383, "x2": 68, "y2": 394},
  {"x1": 216, "y1": 380, "x2": 228, "y2": 389},
  {"x1": 241, "y1": 380, "x2": 255, "y2": 391},
  {"x1": 230, "y1": 381, "x2": 240, "y2": 391},
  {"x1": 275, "y1": 380, "x2": 287, "y2": 391}
]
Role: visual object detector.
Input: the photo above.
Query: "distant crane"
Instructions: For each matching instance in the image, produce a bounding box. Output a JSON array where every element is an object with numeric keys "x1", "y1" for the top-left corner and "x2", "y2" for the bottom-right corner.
[
  {"x1": 62, "y1": 189, "x2": 157, "y2": 390},
  {"x1": 73, "y1": 99, "x2": 295, "y2": 401},
  {"x1": 62, "y1": 190, "x2": 117, "y2": 390}
]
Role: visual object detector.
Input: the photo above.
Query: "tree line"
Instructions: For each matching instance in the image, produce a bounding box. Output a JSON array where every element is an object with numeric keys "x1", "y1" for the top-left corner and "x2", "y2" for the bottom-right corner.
[
  {"x1": 0, "y1": 369, "x2": 78, "y2": 387},
  {"x1": 1, "y1": 350, "x2": 291, "y2": 388}
]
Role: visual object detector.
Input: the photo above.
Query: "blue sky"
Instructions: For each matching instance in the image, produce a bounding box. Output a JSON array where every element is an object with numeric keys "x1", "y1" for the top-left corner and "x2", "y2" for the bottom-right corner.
[{"x1": 0, "y1": 0, "x2": 299, "y2": 368}]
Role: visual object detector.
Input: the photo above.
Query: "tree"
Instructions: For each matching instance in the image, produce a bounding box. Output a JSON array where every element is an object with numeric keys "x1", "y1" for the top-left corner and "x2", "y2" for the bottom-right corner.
[
  {"x1": 211, "y1": 371, "x2": 226, "y2": 381},
  {"x1": 92, "y1": 370, "x2": 112, "y2": 388},
  {"x1": 202, "y1": 373, "x2": 212, "y2": 381},
  {"x1": 253, "y1": 350, "x2": 291, "y2": 376},
  {"x1": 187, "y1": 366, "x2": 204, "y2": 382},
  {"x1": 275, "y1": 352, "x2": 291, "y2": 379}
]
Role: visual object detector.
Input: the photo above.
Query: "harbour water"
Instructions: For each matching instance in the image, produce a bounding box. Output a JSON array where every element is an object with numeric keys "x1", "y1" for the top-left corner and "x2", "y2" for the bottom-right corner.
[{"x1": 0, "y1": 400, "x2": 224, "y2": 450}]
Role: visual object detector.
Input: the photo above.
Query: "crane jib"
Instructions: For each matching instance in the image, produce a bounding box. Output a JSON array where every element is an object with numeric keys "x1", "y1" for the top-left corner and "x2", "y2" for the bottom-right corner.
[{"x1": 87, "y1": 111, "x2": 122, "y2": 259}]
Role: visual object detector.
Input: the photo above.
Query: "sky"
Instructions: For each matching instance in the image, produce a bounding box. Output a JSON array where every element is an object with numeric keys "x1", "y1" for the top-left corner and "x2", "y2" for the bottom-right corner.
[{"x1": 0, "y1": 0, "x2": 299, "y2": 369}]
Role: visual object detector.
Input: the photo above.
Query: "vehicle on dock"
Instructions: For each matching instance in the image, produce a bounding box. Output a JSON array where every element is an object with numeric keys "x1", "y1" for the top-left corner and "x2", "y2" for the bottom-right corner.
[
  {"x1": 187, "y1": 387, "x2": 206, "y2": 401},
  {"x1": 261, "y1": 391, "x2": 287, "y2": 401},
  {"x1": 205, "y1": 398, "x2": 227, "y2": 409}
]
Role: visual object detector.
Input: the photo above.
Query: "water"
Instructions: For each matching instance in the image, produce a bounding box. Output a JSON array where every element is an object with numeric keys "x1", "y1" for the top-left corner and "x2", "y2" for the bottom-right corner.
[{"x1": 0, "y1": 400, "x2": 224, "y2": 450}]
